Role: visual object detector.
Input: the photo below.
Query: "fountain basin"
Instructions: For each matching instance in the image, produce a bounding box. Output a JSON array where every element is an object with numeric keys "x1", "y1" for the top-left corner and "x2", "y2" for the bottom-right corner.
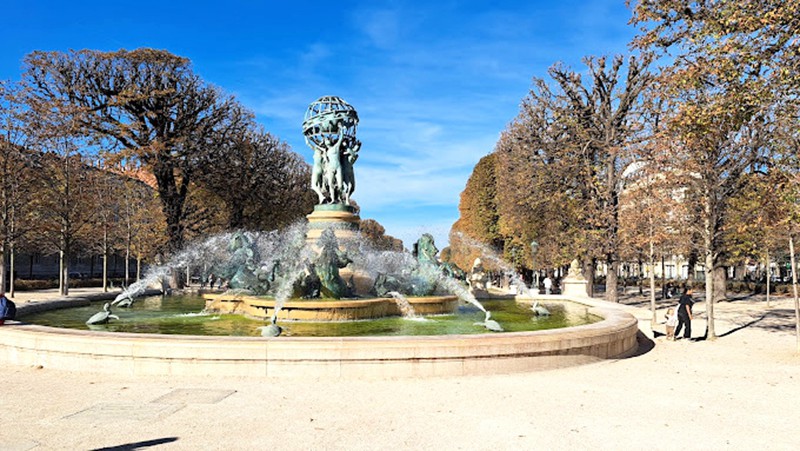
[
  {"x1": 203, "y1": 294, "x2": 459, "y2": 321},
  {"x1": 0, "y1": 295, "x2": 638, "y2": 378}
]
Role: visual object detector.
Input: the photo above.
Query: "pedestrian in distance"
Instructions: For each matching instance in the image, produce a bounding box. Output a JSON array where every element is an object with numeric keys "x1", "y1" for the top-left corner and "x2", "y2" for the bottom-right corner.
[{"x1": 543, "y1": 276, "x2": 553, "y2": 295}]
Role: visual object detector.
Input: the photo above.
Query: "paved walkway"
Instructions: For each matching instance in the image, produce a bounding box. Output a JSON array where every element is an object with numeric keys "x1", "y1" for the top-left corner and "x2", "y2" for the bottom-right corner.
[
  {"x1": 1, "y1": 290, "x2": 799, "y2": 450},
  {"x1": 8, "y1": 287, "x2": 123, "y2": 305}
]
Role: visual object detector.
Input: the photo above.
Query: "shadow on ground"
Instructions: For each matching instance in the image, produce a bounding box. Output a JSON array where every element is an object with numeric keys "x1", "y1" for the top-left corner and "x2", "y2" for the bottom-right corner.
[
  {"x1": 685, "y1": 308, "x2": 798, "y2": 342},
  {"x1": 91, "y1": 437, "x2": 178, "y2": 451},
  {"x1": 621, "y1": 331, "x2": 654, "y2": 359}
]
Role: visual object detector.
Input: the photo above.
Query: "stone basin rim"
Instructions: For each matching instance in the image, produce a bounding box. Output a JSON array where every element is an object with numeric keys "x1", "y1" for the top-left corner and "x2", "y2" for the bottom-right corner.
[{"x1": 0, "y1": 295, "x2": 641, "y2": 378}]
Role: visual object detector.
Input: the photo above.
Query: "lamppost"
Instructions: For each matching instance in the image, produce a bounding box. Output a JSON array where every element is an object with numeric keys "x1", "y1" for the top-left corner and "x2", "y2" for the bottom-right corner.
[{"x1": 530, "y1": 240, "x2": 539, "y2": 291}]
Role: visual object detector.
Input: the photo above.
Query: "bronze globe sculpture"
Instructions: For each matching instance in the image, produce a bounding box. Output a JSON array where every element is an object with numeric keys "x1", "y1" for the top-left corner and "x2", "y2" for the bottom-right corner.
[{"x1": 302, "y1": 96, "x2": 361, "y2": 205}]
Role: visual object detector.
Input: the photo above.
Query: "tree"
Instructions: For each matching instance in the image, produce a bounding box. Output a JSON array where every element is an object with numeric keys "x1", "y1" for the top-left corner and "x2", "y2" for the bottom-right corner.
[
  {"x1": 630, "y1": 0, "x2": 795, "y2": 339},
  {"x1": 772, "y1": 104, "x2": 800, "y2": 348},
  {"x1": 110, "y1": 164, "x2": 165, "y2": 284},
  {"x1": 22, "y1": 48, "x2": 247, "y2": 256},
  {"x1": 0, "y1": 81, "x2": 39, "y2": 294},
  {"x1": 359, "y1": 219, "x2": 403, "y2": 252},
  {"x1": 723, "y1": 172, "x2": 786, "y2": 296},
  {"x1": 449, "y1": 153, "x2": 505, "y2": 272},
  {"x1": 494, "y1": 55, "x2": 653, "y2": 300},
  {"x1": 630, "y1": 0, "x2": 800, "y2": 99},
  {"x1": 85, "y1": 165, "x2": 127, "y2": 291},
  {"x1": 28, "y1": 144, "x2": 98, "y2": 295},
  {"x1": 618, "y1": 157, "x2": 685, "y2": 324},
  {"x1": 192, "y1": 126, "x2": 315, "y2": 231}
]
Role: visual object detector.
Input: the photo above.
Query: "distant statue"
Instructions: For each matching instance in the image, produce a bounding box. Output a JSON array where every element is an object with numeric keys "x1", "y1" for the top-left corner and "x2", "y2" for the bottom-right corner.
[
  {"x1": 257, "y1": 315, "x2": 282, "y2": 338},
  {"x1": 409, "y1": 234, "x2": 458, "y2": 296},
  {"x1": 473, "y1": 311, "x2": 504, "y2": 332},
  {"x1": 468, "y1": 258, "x2": 488, "y2": 291},
  {"x1": 562, "y1": 258, "x2": 589, "y2": 298},
  {"x1": 468, "y1": 258, "x2": 489, "y2": 298},
  {"x1": 567, "y1": 259, "x2": 586, "y2": 280},
  {"x1": 303, "y1": 96, "x2": 361, "y2": 205}
]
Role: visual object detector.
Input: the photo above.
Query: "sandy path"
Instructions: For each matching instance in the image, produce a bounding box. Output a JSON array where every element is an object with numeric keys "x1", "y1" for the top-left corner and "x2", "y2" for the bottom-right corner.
[{"x1": 1, "y1": 293, "x2": 798, "y2": 450}]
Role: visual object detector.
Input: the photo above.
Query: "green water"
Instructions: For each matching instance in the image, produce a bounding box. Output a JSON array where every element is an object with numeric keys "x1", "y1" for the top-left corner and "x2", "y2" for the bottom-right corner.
[{"x1": 22, "y1": 295, "x2": 600, "y2": 337}]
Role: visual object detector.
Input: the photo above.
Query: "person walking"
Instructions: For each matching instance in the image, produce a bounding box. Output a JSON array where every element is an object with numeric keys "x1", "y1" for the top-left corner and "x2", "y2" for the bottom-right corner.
[
  {"x1": 674, "y1": 287, "x2": 694, "y2": 340},
  {"x1": 543, "y1": 276, "x2": 553, "y2": 295}
]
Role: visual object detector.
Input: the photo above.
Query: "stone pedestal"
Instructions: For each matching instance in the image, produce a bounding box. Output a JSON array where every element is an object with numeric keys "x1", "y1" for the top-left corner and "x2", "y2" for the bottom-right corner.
[
  {"x1": 562, "y1": 278, "x2": 589, "y2": 298},
  {"x1": 306, "y1": 204, "x2": 373, "y2": 296},
  {"x1": 306, "y1": 204, "x2": 360, "y2": 247}
]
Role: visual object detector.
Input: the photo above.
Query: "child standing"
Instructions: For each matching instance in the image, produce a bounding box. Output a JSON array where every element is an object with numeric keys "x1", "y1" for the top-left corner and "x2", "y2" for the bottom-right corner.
[{"x1": 665, "y1": 306, "x2": 678, "y2": 340}]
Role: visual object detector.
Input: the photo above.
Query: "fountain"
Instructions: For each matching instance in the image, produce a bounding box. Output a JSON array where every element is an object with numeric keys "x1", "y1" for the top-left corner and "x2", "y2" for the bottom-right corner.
[
  {"x1": 0, "y1": 96, "x2": 640, "y2": 378},
  {"x1": 187, "y1": 96, "x2": 490, "y2": 329},
  {"x1": 386, "y1": 291, "x2": 418, "y2": 319},
  {"x1": 452, "y1": 231, "x2": 550, "y2": 315},
  {"x1": 206, "y1": 227, "x2": 484, "y2": 317}
]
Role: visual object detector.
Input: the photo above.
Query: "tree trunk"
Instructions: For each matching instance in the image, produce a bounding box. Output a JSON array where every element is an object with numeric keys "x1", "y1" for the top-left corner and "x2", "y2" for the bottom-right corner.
[
  {"x1": 765, "y1": 250, "x2": 771, "y2": 308},
  {"x1": 59, "y1": 249, "x2": 68, "y2": 296},
  {"x1": 153, "y1": 161, "x2": 187, "y2": 255},
  {"x1": 638, "y1": 254, "x2": 644, "y2": 296},
  {"x1": 649, "y1": 240, "x2": 656, "y2": 326},
  {"x1": 661, "y1": 254, "x2": 666, "y2": 300},
  {"x1": 102, "y1": 228, "x2": 108, "y2": 292},
  {"x1": 9, "y1": 244, "x2": 15, "y2": 297},
  {"x1": 687, "y1": 250, "x2": 698, "y2": 283},
  {"x1": 169, "y1": 271, "x2": 178, "y2": 290},
  {"x1": 713, "y1": 266, "x2": 727, "y2": 303},
  {"x1": 125, "y1": 231, "x2": 131, "y2": 287},
  {"x1": 704, "y1": 243, "x2": 716, "y2": 341},
  {"x1": 582, "y1": 258, "x2": 595, "y2": 297},
  {"x1": 605, "y1": 256, "x2": 619, "y2": 303},
  {"x1": 0, "y1": 244, "x2": 5, "y2": 293},
  {"x1": 789, "y1": 236, "x2": 800, "y2": 352},
  {"x1": 136, "y1": 254, "x2": 142, "y2": 281}
]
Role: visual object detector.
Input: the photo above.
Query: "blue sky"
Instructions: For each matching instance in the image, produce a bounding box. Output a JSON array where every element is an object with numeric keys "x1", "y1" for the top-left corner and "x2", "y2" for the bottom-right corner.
[{"x1": 2, "y1": 0, "x2": 637, "y2": 249}]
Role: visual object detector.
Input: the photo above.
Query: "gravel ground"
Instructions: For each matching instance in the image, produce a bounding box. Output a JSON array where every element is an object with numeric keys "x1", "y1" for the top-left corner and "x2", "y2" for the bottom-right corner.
[{"x1": 1, "y1": 290, "x2": 799, "y2": 450}]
